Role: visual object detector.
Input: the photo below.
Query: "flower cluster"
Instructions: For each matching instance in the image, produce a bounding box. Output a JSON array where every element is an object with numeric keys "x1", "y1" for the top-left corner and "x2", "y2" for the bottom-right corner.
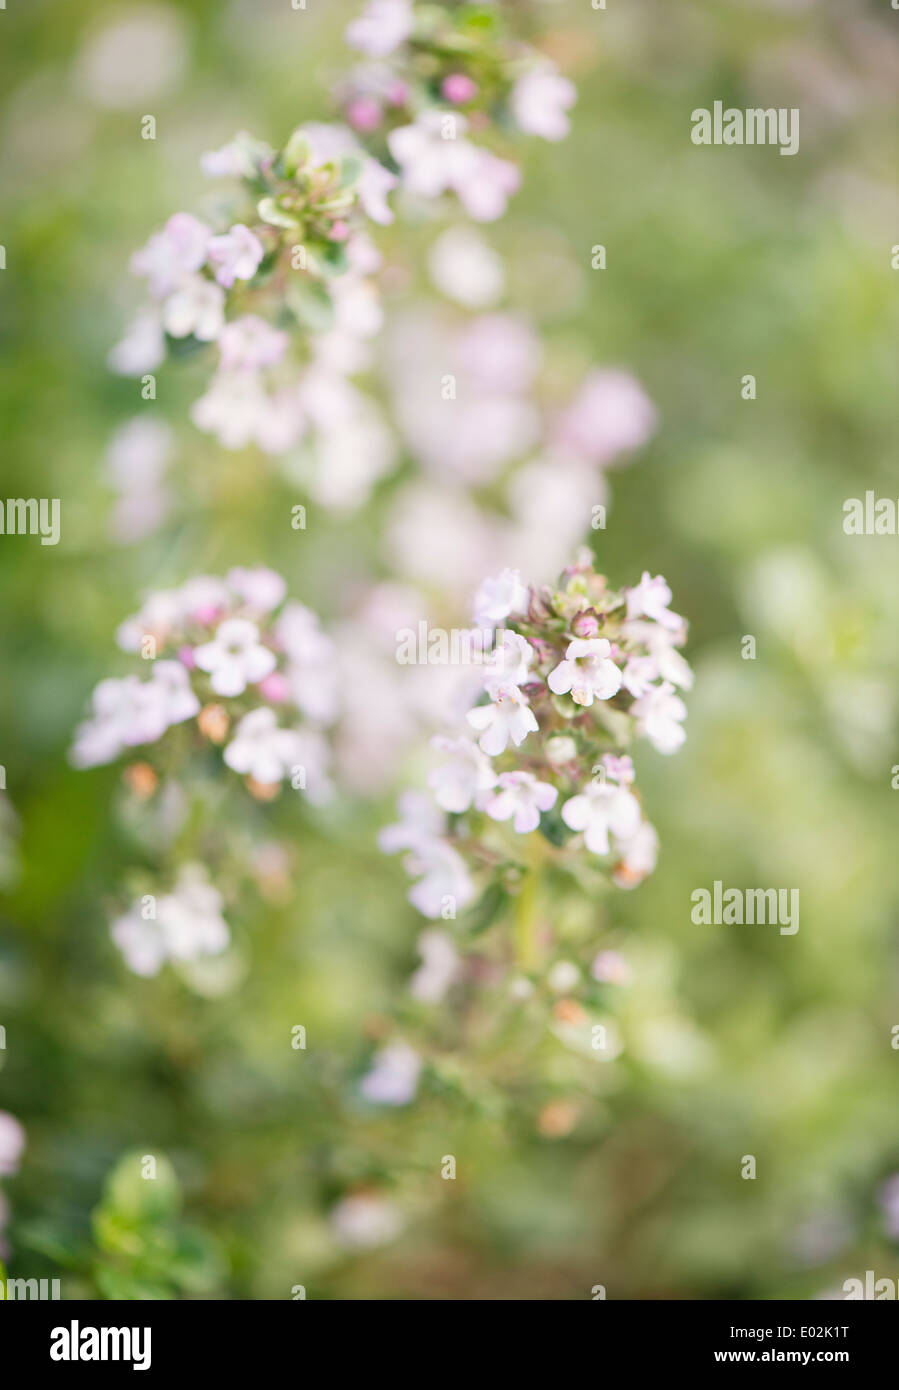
[
  {"x1": 342, "y1": 0, "x2": 576, "y2": 220},
  {"x1": 381, "y1": 552, "x2": 692, "y2": 921},
  {"x1": 383, "y1": 300, "x2": 657, "y2": 597},
  {"x1": 110, "y1": 865, "x2": 230, "y2": 979},
  {"x1": 109, "y1": 128, "x2": 396, "y2": 504},
  {"x1": 108, "y1": 1, "x2": 578, "y2": 510},
  {"x1": 70, "y1": 567, "x2": 337, "y2": 802}
]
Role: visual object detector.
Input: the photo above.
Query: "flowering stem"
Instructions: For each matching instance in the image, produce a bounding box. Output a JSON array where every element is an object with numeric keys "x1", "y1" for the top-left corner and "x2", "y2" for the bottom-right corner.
[
  {"x1": 515, "y1": 866, "x2": 540, "y2": 971},
  {"x1": 515, "y1": 835, "x2": 547, "y2": 971}
]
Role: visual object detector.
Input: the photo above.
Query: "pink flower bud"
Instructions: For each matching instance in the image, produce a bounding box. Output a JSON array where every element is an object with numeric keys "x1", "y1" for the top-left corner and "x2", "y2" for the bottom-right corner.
[
  {"x1": 347, "y1": 97, "x2": 382, "y2": 133},
  {"x1": 441, "y1": 73, "x2": 478, "y2": 104},
  {"x1": 178, "y1": 645, "x2": 196, "y2": 669},
  {"x1": 192, "y1": 604, "x2": 222, "y2": 626},
  {"x1": 259, "y1": 672, "x2": 290, "y2": 703},
  {"x1": 329, "y1": 220, "x2": 350, "y2": 242},
  {"x1": 572, "y1": 610, "x2": 600, "y2": 638}
]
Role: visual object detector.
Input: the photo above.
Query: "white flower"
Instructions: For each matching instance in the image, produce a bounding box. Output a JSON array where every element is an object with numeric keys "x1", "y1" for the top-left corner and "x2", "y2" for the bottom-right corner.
[
  {"x1": 206, "y1": 223, "x2": 264, "y2": 288},
  {"x1": 111, "y1": 906, "x2": 168, "y2": 976},
  {"x1": 409, "y1": 929, "x2": 461, "y2": 1004},
  {"x1": 162, "y1": 274, "x2": 225, "y2": 340},
  {"x1": 346, "y1": 0, "x2": 414, "y2": 57},
  {"x1": 105, "y1": 418, "x2": 173, "y2": 492},
  {"x1": 601, "y1": 753, "x2": 635, "y2": 785},
  {"x1": 621, "y1": 653, "x2": 659, "y2": 698},
  {"x1": 358, "y1": 157, "x2": 398, "y2": 225},
  {"x1": 510, "y1": 68, "x2": 577, "y2": 142},
  {"x1": 107, "y1": 308, "x2": 165, "y2": 375},
  {"x1": 591, "y1": 950, "x2": 633, "y2": 985},
  {"x1": 484, "y1": 631, "x2": 533, "y2": 691},
  {"x1": 472, "y1": 568, "x2": 529, "y2": 628},
  {"x1": 631, "y1": 680, "x2": 687, "y2": 754},
  {"x1": 151, "y1": 660, "x2": 200, "y2": 725},
  {"x1": 130, "y1": 212, "x2": 211, "y2": 297},
  {"x1": 378, "y1": 791, "x2": 446, "y2": 855},
  {"x1": 625, "y1": 572, "x2": 683, "y2": 631},
  {"x1": 387, "y1": 111, "x2": 461, "y2": 199},
  {"x1": 485, "y1": 771, "x2": 558, "y2": 834},
  {"x1": 193, "y1": 617, "x2": 276, "y2": 696},
  {"x1": 388, "y1": 112, "x2": 520, "y2": 221},
  {"x1": 360, "y1": 1041, "x2": 421, "y2": 1105},
  {"x1": 548, "y1": 637, "x2": 622, "y2": 706},
  {"x1": 156, "y1": 866, "x2": 229, "y2": 962},
  {"x1": 227, "y1": 566, "x2": 287, "y2": 614},
  {"x1": 70, "y1": 673, "x2": 173, "y2": 768},
  {"x1": 223, "y1": 707, "x2": 305, "y2": 784},
  {"x1": 190, "y1": 371, "x2": 287, "y2": 450},
  {"x1": 115, "y1": 589, "x2": 184, "y2": 652},
  {"x1": 428, "y1": 226, "x2": 506, "y2": 309},
  {"x1": 276, "y1": 602, "x2": 339, "y2": 724},
  {"x1": 560, "y1": 780, "x2": 642, "y2": 856},
  {"x1": 466, "y1": 684, "x2": 538, "y2": 756},
  {"x1": 111, "y1": 866, "x2": 229, "y2": 977},
  {"x1": 177, "y1": 575, "x2": 231, "y2": 624},
  {"x1": 623, "y1": 618, "x2": 693, "y2": 690},
  {"x1": 454, "y1": 148, "x2": 521, "y2": 222},
  {"x1": 331, "y1": 1193, "x2": 404, "y2": 1250},
  {"x1": 554, "y1": 369, "x2": 657, "y2": 466},
  {"x1": 200, "y1": 132, "x2": 272, "y2": 179},
  {"x1": 405, "y1": 838, "x2": 475, "y2": 919},
  {"x1": 428, "y1": 735, "x2": 496, "y2": 813},
  {"x1": 286, "y1": 727, "x2": 334, "y2": 804},
  {"x1": 218, "y1": 315, "x2": 288, "y2": 370},
  {"x1": 0, "y1": 1111, "x2": 25, "y2": 1177},
  {"x1": 547, "y1": 959, "x2": 580, "y2": 993},
  {"x1": 612, "y1": 820, "x2": 659, "y2": 888}
]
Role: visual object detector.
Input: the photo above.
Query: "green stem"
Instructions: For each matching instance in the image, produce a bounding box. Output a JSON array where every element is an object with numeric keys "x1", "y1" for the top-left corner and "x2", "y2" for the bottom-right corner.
[{"x1": 515, "y1": 867, "x2": 539, "y2": 970}]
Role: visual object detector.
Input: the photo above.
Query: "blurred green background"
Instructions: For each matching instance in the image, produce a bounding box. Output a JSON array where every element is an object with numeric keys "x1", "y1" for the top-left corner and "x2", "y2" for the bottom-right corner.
[{"x1": 1, "y1": 0, "x2": 898, "y2": 1298}]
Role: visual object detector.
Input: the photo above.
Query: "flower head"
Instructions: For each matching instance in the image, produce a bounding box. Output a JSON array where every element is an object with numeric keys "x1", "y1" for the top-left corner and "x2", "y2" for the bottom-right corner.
[
  {"x1": 548, "y1": 637, "x2": 622, "y2": 706},
  {"x1": 510, "y1": 68, "x2": 577, "y2": 142},
  {"x1": 485, "y1": 771, "x2": 558, "y2": 834},
  {"x1": 206, "y1": 223, "x2": 264, "y2": 288},
  {"x1": 193, "y1": 618, "x2": 276, "y2": 696},
  {"x1": 561, "y1": 780, "x2": 642, "y2": 857},
  {"x1": 467, "y1": 684, "x2": 538, "y2": 757}
]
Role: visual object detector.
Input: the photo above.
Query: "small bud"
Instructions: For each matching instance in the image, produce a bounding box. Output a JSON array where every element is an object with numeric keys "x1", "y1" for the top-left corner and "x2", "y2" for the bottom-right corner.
[
  {"x1": 537, "y1": 1100, "x2": 579, "y2": 1138},
  {"x1": 198, "y1": 703, "x2": 230, "y2": 744},
  {"x1": 442, "y1": 73, "x2": 478, "y2": 104},
  {"x1": 123, "y1": 762, "x2": 158, "y2": 799},
  {"x1": 546, "y1": 735, "x2": 577, "y2": 767},
  {"x1": 553, "y1": 999, "x2": 587, "y2": 1025},
  {"x1": 247, "y1": 776, "x2": 280, "y2": 802},
  {"x1": 571, "y1": 609, "x2": 600, "y2": 639}
]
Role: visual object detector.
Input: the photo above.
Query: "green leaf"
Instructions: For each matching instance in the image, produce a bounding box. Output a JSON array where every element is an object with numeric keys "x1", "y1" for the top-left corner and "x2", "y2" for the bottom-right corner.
[
  {"x1": 537, "y1": 807, "x2": 569, "y2": 848},
  {"x1": 282, "y1": 129, "x2": 313, "y2": 178},
  {"x1": 337, "y1": 153, "x2": 364, "y2": 190},
  {"x1": 257, "y1": 196, "x2": 301, "y2": 230}
]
